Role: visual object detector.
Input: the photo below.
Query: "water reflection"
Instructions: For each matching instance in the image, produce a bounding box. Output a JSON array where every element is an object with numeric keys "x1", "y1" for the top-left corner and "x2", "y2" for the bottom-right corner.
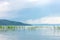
[{"x1": 0, "y1": 26, "x2": 60, "y2": 40}]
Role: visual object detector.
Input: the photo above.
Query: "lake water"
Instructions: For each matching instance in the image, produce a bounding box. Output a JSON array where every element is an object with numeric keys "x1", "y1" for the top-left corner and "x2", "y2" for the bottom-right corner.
[{"x1": 0, "y1": 26, "x2": 60, "y2": 40}]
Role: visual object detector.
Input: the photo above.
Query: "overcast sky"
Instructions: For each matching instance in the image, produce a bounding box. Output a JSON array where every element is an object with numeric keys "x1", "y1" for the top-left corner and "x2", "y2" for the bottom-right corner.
[{"x1": 0, "y1": 0, "x2": 60, "y2": 24}]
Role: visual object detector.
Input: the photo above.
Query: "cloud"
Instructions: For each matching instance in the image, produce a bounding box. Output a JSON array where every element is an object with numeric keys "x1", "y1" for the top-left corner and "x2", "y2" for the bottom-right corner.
[
  {"x1": 0, "y1": 1, "x2": 19, "y2": 19},
  {"x1": 0, "y1": 0, "x2": 53, "y2": 19},
  {"x1": 0, "y1": 0, "x2": 57, "y2": 20},
  {"x1": 0, "y1": 12, "x2": 17, "y2": 19},
  {"x1": 0, "y1": 1, "x2": 10, "y2": 12},
  {"x1": 27, "y1": 0, "x2": 53, "y2": 6},
  {"x1": 26, "y1": 17, "x2": 60, "y2": 24},
  {"x1": 0, "y1": 0, "x2": 57, "y2": 12},
  {"x1": 6, "y1": 0, "x2": 54, "y2": 11},
  {"x1": 0, "y1": 0, "x2": 55, "y2": 12},
  {"x1": 0, "y1": 1, "x2": 16, "y2": 19}
]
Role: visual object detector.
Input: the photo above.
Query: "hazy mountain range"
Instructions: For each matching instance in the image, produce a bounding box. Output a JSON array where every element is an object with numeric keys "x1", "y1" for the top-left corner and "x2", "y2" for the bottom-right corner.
[
  {"x1": 0, "y1": 19, "x2": 31, "y2": 26},
  {"x1": 0, "y1": 19, "x2": 59, "y2": 26}
]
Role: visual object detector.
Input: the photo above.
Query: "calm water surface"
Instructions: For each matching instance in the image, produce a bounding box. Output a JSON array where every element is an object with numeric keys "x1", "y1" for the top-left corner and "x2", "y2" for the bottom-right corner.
[{"x1": 0, "y1": 26, "x2": 60, "y2": 40}]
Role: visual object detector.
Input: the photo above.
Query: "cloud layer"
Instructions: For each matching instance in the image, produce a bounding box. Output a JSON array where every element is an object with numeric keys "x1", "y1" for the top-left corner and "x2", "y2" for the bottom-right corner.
[
  {"x1": 0, "y1": 0, "x2": 54, "y2": 19},
  {"x1": 26, "y1": 17, "x2": 60, "y2": 24},
  {"x1": 0, "y1": 1, "x2": 10, "y2": 12},
  {"x1": 1, "y1": 0, "x2": 53, "y2": 11},
  {"x1": 0, "y1": 0, "x2": 59, "y2": 22}
]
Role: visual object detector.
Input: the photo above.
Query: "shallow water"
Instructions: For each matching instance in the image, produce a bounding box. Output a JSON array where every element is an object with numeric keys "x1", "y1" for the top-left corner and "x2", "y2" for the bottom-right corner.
[{"x1": 0, "y1": 26, "x2": 60, "y2": 40}]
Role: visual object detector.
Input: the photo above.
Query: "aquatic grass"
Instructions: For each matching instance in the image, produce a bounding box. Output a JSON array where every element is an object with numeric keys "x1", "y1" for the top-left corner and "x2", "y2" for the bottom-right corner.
[{"x1": 0, "y1": 25, "x2": 60, "y2": 32}]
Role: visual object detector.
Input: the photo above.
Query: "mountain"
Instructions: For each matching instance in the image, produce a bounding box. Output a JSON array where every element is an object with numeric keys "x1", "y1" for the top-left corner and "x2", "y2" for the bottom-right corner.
[{"x1": 0, "y1": 19, "x2": 31, "y2": 26}]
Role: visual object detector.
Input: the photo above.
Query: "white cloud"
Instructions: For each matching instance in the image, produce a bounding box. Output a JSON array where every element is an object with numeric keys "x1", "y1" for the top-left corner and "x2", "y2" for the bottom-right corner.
[
  {"x1": 27, "y1": 0, "x2": 53, "y2": 6},
  {"x1": 0, "y1": 1, "x2": 10, "y2": 12},
  {"x1": 0, "y1": 0, "x2": 54, "y2": 11},
  {"x1": 0, "y1": 12, "x2": 18, "y2": 19},
  {"x1": 0, "y1": 0, "x2": 55, "y2": 19},
  {"x1": 26, "y1": 17, "x2": 60, "y2": 24},
  {"x1": 0, "y1": 1, "x2": 14, "y2": 19},
  {"x1": 0, "y1": 13, "x2": 7, "y2": 17},
  {"x1": 0, "y1": 0, "x2": 57, "y2": 12},
  {"x1": 7, "y1": 0, "x2": 54, "y2": 10}
]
